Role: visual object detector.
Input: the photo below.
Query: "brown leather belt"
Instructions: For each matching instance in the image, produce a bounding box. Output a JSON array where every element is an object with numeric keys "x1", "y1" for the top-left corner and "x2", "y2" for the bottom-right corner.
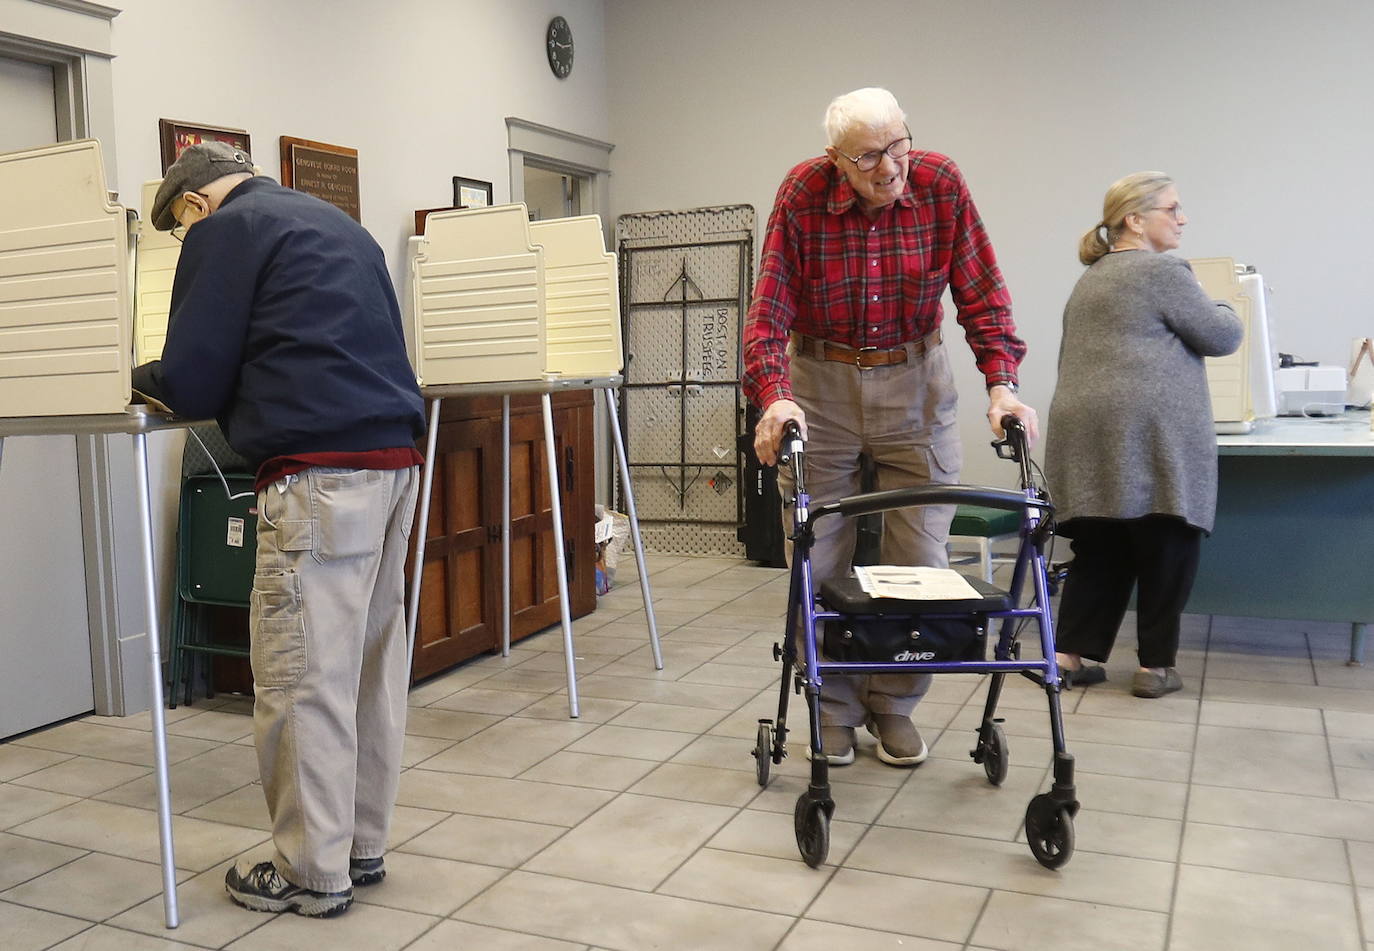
[{"x1": 793, "y1": 329, "x2": 942, "y2": 368}]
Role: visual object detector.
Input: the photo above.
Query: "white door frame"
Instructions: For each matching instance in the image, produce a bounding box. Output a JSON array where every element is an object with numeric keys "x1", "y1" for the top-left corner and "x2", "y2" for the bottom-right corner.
[{"x1": 506, "y1": 117, "x2": 614, "y2": 243}]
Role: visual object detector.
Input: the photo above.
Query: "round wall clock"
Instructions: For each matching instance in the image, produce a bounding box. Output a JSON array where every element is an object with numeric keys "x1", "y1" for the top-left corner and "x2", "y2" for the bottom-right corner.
[{"x1": 546, "y1": 16, "x2": 574, "y2": 79}]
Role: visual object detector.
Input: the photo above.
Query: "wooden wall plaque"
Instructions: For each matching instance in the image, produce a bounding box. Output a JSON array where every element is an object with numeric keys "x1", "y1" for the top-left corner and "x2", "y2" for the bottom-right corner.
[
  {"x1": 279, "y1": 136, "x2": 360, "y2": 221},
  {"x1": 414, "y1": 206, "x2": 461, "y2": 235}
]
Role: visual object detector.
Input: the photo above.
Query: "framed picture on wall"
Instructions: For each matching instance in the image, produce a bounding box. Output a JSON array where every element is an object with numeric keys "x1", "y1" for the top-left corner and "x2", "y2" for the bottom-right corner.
[
  {"x1": 452, "y1": 176, "x2": 493, "y2": 208},
  {"x1": 158, "y1": 119, "x2": 252, "y2": 173}
]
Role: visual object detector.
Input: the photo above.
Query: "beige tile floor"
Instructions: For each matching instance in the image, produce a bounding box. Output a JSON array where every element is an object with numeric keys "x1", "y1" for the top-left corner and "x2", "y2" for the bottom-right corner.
[{"x1": 3, "y1": 553, "x2": 1374, "y2": 950}]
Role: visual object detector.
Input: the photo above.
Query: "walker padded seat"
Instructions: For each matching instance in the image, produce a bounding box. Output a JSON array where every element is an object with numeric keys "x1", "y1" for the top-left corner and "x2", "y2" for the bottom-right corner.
[
  {"x1": 529, "y1": 215, "x2": 623, "y2": 377},
  {"x1": 951, "y1": 504, "x2": 1022, "y2": 538},
  {"x1": 404, "y1": 203, "x2": 548, "y2": 384},
  {"x1": 819, "y1": 574, "x2": 1011, "y2": 617},
  {"x1": 948, "y1": 503, "x2": 1021, "y2": 583},
  {"x1": 0, "y1": 139, "x2": 132, "y2": 416}
]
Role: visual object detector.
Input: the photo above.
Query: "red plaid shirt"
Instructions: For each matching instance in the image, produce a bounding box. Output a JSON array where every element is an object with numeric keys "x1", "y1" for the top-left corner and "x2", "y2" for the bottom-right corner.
[{"x1": 743, "y1": 151, "x2": 1025, "y2": 408}]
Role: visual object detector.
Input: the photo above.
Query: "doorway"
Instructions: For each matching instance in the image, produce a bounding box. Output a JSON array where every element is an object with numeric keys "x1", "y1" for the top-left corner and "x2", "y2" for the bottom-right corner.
[{"x1": 523, "y1": 163, "x2": 587, "y2": 221}]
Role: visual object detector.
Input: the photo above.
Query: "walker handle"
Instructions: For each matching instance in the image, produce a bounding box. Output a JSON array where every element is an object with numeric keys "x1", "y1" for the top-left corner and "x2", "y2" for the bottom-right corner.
[
  {"x1": 993, "y1": 415, "x2": 1026, "y2": 463},
  {"x1": 778, "y1": 420, "x2": 804, "y2": 466},
  {"x1": 993, "y1": 414, "x2": 1037, "y2": 494}
]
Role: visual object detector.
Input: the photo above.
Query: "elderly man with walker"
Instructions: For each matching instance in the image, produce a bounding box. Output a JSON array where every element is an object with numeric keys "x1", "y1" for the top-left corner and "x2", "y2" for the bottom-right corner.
[{"x1": 745, "y1": 87, "x2": 1038, "y2": 767}]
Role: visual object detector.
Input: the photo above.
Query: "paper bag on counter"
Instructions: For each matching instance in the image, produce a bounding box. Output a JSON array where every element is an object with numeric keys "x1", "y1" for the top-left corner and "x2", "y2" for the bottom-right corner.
[{"x1": 1348, "y1": 338, "x2": 1374, "y2": 408}]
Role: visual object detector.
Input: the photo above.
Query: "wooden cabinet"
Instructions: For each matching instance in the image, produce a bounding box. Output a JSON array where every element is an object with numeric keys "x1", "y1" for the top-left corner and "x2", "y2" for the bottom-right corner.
[{"x1": 409, "y1": 390, "x2": 596, "y2": 683}]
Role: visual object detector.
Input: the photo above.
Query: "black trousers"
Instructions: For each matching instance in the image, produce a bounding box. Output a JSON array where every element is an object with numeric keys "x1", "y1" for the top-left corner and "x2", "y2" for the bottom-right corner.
[{"x1": 1054, "y1": 515, "x2": 1203, "y2": 669}]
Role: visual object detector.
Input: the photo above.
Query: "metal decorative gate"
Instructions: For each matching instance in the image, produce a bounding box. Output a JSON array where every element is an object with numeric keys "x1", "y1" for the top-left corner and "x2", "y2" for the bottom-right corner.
[{"x1": 613, "y1": 205, "x2": 755, "y2": 557}]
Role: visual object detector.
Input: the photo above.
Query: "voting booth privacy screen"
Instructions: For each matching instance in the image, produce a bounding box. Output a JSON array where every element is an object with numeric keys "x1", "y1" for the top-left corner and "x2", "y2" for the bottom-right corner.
[
  {"x1": 403, "y1": 204, "x2": 622, "y2": 385},
  {"x1": 1, "y1": 139, "x2": 623, "y2": 420},
  {"x1": 1, "y1": 139, "x2": 133, "y2": 416}
]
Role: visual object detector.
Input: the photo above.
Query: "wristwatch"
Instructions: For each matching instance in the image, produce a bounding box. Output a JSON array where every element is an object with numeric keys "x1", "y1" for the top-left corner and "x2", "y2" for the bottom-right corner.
[{"x1": 987, "y1": 380, "x2": 1019, "y2": 394}]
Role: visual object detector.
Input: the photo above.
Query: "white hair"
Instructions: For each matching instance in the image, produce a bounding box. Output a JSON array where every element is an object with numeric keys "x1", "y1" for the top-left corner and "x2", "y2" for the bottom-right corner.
[{"x1": 824, "y1": 87, "x2": 907, "y2": 146}]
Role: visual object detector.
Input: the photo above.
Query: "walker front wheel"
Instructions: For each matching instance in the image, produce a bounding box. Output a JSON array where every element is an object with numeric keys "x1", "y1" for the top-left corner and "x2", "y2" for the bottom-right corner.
[
  {"x1": 794, "y1": 795, "x2": 830, "y2": 868},
  {"x1": 1024, "y1": 793, "x2": 1075, "y2": 869}
]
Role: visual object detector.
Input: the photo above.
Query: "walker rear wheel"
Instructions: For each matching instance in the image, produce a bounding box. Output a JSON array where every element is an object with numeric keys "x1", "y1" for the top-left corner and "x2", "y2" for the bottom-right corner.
[
  {"x1": 794, "y1": 795, "x2": 830, "y2": 868},
  {"x1": 982, "y1": 723, "x2": 1009, "y2": 786},
  {"x1": 1024, "y1": 793, "x2": 1075, "y2": 869},
  {"x1": 753, "y1": 720, "x2": 773, "y2": 787}
]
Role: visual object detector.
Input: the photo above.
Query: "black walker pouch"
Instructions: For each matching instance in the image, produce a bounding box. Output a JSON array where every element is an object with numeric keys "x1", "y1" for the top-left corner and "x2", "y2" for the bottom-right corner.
[
  {"x1": 817, "y1": 573, "x2": 1012, "y2": 663},
  {"x1": 821, "y1": 615, "x2": 987, "y2": 663}
]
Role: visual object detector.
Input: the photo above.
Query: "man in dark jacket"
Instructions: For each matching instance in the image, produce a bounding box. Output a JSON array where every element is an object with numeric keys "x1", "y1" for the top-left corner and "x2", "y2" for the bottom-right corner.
[{"x1": 134, "y1": 142, "x2": 425, "y2": 918}]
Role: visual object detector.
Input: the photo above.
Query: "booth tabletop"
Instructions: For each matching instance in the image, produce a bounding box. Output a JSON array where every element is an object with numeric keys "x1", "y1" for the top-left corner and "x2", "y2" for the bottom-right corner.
[
  {"x1": 1217, "y1": 410, "x2": 1374, "y2": 456},
  {"x1": 418, "y1": 374, "x2": 622, "y2": 399},
  {"x1": 0, "y1": 406, "x2": 197, "y2": 439}
]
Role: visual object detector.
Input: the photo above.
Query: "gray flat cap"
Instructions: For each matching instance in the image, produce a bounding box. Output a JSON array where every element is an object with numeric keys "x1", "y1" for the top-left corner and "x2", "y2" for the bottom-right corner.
[{"x1": 150, "y1": 141, "x2": 253, "y2": 230}]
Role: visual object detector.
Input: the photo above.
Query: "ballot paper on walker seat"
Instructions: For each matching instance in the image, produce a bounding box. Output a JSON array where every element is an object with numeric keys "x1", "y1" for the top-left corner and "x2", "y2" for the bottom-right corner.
[{"x1": 854, "y1": 565, "x2": 981, "y2": 601}]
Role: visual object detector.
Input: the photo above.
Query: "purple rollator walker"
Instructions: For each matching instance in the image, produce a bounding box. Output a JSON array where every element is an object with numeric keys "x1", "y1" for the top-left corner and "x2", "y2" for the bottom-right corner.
[{"x1": 752, "y1": 416, "x2": 1080, "y2": 869}]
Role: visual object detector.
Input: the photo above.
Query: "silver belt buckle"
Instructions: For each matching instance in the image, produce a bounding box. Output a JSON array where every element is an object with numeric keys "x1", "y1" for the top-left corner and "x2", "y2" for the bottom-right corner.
[{"x1": 857, "y1": 346, "x2": 878, "y2": 369}]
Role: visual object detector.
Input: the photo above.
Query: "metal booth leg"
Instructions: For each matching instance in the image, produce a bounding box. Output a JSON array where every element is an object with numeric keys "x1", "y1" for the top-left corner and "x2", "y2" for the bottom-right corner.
[
  {"x1": 603, "y1": 387, "x2": 662, "y2": 669},
  {"x1": 406, "y1": 397, "x2": 442, "y2": 678},
  {"x1": 502, "y1": 395, "x2": 512, "y2": 656},
  {"x1": 132, "y1": 431, "x2": 180, "y2": 929},
  {"x1": 1351, "y1": 621, "x2": 1368, "y2": 666},
  {"x1": 542, "y1": 394, "x2": 579, "y2": 717}
]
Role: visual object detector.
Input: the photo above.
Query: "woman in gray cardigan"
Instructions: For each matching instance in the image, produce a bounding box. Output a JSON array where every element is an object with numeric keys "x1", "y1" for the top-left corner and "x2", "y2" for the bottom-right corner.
[{"x1": 1045, "y1": 172, "x2": 1242, "y2": 698}]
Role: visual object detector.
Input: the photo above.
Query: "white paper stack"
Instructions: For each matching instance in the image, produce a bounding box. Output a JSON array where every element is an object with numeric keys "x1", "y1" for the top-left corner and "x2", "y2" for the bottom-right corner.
[{"x1": 853, "y1": 566, "x2": 981, "y2": 601}]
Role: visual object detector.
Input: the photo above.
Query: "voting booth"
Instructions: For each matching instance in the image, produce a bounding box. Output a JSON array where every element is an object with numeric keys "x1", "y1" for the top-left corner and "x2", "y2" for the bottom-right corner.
[
  {"x1": 0, "y1": 138, "x2": 181, "y2": 415},
  {"x1": 403, "y1": 204, "x2": 655, "y2": 719},
  {"x1": 404, "y1": 204, "x2": 549, "y2": 385},
  {"x1": 529, "y1": 214, "x2": 623, "y2": 377},
  {"x1": 0, "y1": 139, "x2": 133, "y2": 416},
  {"x1": 404, "y1": 204, "x2": 623, "y2": 385},
  {"x1": 0, "y1": 138, "x2": 188, "y2": 927}
]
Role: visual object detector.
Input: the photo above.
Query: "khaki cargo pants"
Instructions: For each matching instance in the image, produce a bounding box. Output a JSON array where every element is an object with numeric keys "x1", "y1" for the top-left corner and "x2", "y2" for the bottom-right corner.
[
  {"x1": 250, "y1": 465, "x2": 419, "y2": 893},
  {"x1": 778, "y1": 340, "x2": 963, "y2": 727}
]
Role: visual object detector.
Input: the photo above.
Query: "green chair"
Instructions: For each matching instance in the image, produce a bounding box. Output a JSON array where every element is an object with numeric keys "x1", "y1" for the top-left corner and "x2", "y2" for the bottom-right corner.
[
  {"x1": 166, "y1": 425, "x2": 257, "y2": 707},
  {"x1": 948, "y1": 504, "x2": 1021, "y2": 583}
]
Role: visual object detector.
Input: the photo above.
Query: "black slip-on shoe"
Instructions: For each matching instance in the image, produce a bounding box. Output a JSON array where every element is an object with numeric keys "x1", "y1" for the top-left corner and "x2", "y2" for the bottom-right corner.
[
  {"x1": 1131, "y1": 667, "x2": 1183, "y2": 699},
  {"x1": 1066, "y1": 665, "x2": 1107, "y2": 688}
]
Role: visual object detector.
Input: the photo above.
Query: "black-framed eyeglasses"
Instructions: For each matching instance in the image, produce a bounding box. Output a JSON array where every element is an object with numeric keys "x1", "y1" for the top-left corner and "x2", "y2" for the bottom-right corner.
[
  {"x1": 1145, "y1": 203, "x2": 1185, "y2": 221},
  {"x1": 833, "y1": 126, "x2": 912, "y2": 172}
]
